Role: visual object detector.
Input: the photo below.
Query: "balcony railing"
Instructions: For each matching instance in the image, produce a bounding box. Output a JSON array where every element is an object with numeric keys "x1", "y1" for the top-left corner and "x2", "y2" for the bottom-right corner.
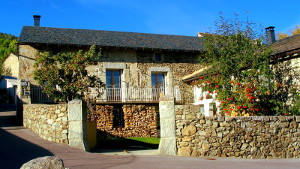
[{"x1": 90, "y1": 87, "x2": 181, "y2": 102}]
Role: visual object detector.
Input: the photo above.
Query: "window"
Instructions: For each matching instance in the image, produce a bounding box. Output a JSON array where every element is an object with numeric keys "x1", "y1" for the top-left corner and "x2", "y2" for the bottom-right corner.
[
  {"x1": 151, "y1": 72, "x2": 166, "y2": 100},
  {"x1": 151, "y1": 73, "x2": 165, "y2": 88},
  {"x1": 153, "y1": 53, "x2": 163, "y2": 62},
  {"x1": 52, "y1": 48, "x2": 61, "y2": 56},
  {"x1": 106, "y1": 70, "x2": 121, "y2": 101},
  {"x1": 113, "y1": 106, "x2": 124, "y2": 128},
  {"x1": 209, "y1": 103, "x2": 217, "y2": 116}
]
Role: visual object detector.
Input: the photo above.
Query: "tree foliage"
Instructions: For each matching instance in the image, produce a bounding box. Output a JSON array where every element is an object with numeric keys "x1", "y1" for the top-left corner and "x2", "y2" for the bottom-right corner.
[
  {"x1": 0, "y1": 33, "x2": 17, "y2": 77},
  {"x1": 33, "y1": 45, "x2": 105, "y2": 102},
  {"x1": 277, "y1": 25, "x2": 300, "y2": 40},
  {"x1": 195, "y1": 14, "x2": 280, "y2": 116},
  {"x1": 276, "y1": 32, "x2": 289, "y2": 40}
]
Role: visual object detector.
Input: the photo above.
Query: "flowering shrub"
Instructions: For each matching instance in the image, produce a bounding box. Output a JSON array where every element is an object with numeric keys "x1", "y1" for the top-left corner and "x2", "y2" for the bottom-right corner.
[{"x1": 194, "y1": 75, "x2": 282, "y2": 116}]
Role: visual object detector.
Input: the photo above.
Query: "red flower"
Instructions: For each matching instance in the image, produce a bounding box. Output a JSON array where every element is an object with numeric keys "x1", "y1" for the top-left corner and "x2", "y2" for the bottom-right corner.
[
  {"x1": 277, "y1": 83, "x2": 282, "y2": 87},
  {"x1": 225, "y1": 111, "x2": 229, "y2": 114},
  {"x1": 199, "y1": 76, "x2": 204, "y2": 79},
  {"x1": 205, "y1": 94, "x2": 210, "y2": 98},
  {"x1": 236, "y1": 83, "x2": 241, "y2": 86},
  {"x1": 285, "y1": 113, "x2": 289, "y2": 116},
  {"x1": 229, "y1": 81, "x2": 234, "y2": 83},
  {"x1": 208, "y1": 90, "x2": 212, "y2": 93},
  {"x1": 255, "y1": 108, "x2": 260, "y2": 111},
  {"x1": 216, "y1": 85, "x2": 220, "y2": 89},
  {"x1": 237, "y1": 106, "x2": 242, "y2": 109},
  {"x1": 243, "y1": 106, "x2": 247, "y2": 109},
  {"x1": 206, "y1": 80, "x2": 211, "y2": 84}
]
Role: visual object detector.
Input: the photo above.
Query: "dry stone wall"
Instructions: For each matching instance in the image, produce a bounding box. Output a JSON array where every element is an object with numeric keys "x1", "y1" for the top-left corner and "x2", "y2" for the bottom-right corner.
[
  {"x1": 176, "y1": 105, "x2": 300, "y2": 158},
  {"x1": 23, "y1": 104, "x2": 68, "y2": 144},
  {"x1": 96, "y1": 104, "x2": 158, "y2": 138}
]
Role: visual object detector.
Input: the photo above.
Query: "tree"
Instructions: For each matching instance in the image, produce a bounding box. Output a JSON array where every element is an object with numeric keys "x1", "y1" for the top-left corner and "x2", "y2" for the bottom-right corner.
[
  {"x1": 195, "y1": 14, "x2": 278, "y2": 116},
  {"x1": 291, "y1": 25, "x2": 300, "y2": 36},
  {"x1": 277, "y1": 25, "x2": 300, "y2": 40},
  {"x1": 0, "y1": 33, "x2": 17, "y2": 76},
  {"x1": 277, "y1": 32, "x2": 289, "y2": 40},
  {"x1": 34, "y1": 45, "x2": 105, "y2": 102}
]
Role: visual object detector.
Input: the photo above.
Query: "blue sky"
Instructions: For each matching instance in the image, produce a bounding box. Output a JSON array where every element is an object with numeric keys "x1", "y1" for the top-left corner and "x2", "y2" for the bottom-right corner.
[{"x1": 1, "y1": 0, "x2": 300, "y2": 37}]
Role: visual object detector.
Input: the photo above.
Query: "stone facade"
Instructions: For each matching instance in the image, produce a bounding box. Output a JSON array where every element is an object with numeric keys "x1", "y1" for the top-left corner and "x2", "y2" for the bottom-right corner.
[
  {"x1": 18, "y1": 45, "x2": 201, "y2": 104},
  {"x1": 176, "y1": 105, "x2": 300, "y2": 158},
  {"x1": 96, "y1": 104, "x2": 158, "y2": 138},
  {"x1": 23, "y1": 104, "x2": 68, "y2": 144}
]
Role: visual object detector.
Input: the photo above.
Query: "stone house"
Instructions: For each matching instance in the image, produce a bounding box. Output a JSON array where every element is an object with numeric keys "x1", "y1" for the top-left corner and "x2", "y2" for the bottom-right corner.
[
  {"x1": 17, "y1": 16, "x2": 204, "y2": 137},
  {"x1": 182, "y1": 27, "x2": 300, "y2": 116}
]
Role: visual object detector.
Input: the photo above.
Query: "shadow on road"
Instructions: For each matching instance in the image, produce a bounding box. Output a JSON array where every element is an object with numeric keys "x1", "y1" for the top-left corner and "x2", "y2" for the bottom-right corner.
[
  {"x1": 0, "y1": 104, "x2": 54, "y2": 169},
  {"x1": 0, "y1": 128, "x2": 54, "y2": 169}
]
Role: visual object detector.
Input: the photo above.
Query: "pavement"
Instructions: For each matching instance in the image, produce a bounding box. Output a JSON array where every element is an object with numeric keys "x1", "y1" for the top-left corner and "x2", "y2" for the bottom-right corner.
[{"x1": 1, "y1": 104, "x2": 300, "y2": 169}]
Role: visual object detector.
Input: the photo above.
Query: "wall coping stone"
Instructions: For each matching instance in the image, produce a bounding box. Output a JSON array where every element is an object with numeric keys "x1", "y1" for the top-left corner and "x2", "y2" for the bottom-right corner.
[
  {"x1": 201, "y1": 116, "x2": 300, "y2": 122},
  {"x1": 24, "y1": 104, "x2": 67, "y2": 107}
]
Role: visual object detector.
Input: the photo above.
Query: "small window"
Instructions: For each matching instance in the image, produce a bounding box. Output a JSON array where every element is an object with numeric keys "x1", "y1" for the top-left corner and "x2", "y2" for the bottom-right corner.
[
  {"x1": 52, "y1": 48, "x2": 61, "y2": 56},
  {"x1": 154, "y1": 53, "x2": 162, "y2": 62},
  {"x1": 113, "y1": 106, "x2": 124, "y2": 128}
]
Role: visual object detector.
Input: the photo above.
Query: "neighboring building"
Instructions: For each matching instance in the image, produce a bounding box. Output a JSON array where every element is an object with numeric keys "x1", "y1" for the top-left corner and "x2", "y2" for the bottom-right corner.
[
  {"x1": 17, "y1": 16, "x2": 204, "y2": 137},
  {"x1": 2, "y1": 53, "x2": 19, "y2": 78},
  {"x1": 0, "y1": 53, "x2": 18, "y2": 104},
  {"x1": 271, "y1": 32, "x2": 300, "y2": 71}
]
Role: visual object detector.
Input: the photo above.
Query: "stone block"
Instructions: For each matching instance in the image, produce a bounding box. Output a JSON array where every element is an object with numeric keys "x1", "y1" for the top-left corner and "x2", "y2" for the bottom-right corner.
[
  {"x1": 200, "y1": 120, "x2": 206, "y2": 124},
  {"x1": 182, "y1": 125, "x2": 197, "y2": 136},
  {"x1": 47, "y1": 119, "x2": 54, "y2": 125},
  {"x1": 160, "y1": 119, "x2": 175, "y2": 137},
  {"x1": 182, "y1": 136, "x2": 192, "y2": 142},
  {"x1": 20, "y1": 156, "x2": 65, "y2": 169},
  {"x1": 202, "y1": 143, "x2": 211, "y2": 151},
  {"x1": 158, "y1": 137, "x2": 177, "y2": 156},
  {"x1": 185, "y1": 114, "x2": 195, "y2": 120},
  {"x1": 278, "y1": 116, "x2": 287, "y2": 122},
  {"x1": 68, "y1": 121, "x2": 83, "y2": 139},
  {"x1": 68, "y1": 99, "x2": 86, "y2": 121},
  {"x1": 198, "y1": 131, "x2": 207, "y2": 136},
  {"x1": 178, "y1": 147, "x2": 192, "y2": 156},
  {"x1": 179, "y1": 142, "x2": 189, "y2": 147}
]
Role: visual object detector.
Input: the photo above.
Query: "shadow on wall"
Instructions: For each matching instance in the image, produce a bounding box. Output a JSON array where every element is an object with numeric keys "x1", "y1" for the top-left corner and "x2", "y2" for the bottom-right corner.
[{"x1": 0, "y1": 128, "x2": 53, "y2": 169}]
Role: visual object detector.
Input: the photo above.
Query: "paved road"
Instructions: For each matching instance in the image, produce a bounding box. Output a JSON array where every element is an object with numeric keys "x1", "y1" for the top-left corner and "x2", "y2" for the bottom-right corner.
[{"x1": 1, "y1": 105, "x2": 300, "y2": 169}]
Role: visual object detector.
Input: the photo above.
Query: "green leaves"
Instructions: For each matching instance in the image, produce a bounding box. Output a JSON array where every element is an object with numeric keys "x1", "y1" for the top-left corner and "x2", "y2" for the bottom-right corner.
[
  {"x1": 197, "y1": 14, "x2": 277, "y2": 116},
  {"x1": 34, "y1": 45, "x2": 104, "y2": 102}
]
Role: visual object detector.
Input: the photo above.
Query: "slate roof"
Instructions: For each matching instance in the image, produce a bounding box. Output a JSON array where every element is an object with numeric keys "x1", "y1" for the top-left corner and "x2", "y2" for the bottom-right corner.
[
  {"x1": 272, "y1": 34, "x2": 300, "y2": 55},
  {"x1": 18, "y1": 26, "x2": 204, "y2": 52}
]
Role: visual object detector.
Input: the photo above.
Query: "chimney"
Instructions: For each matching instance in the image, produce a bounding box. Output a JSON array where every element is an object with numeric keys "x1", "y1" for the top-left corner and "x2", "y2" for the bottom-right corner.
[
  {"x1": 265, "y1": 26, "x2": 276, "y2": 44},
  {"x1": 33, "y1": 15, "x2": 41, "y2": 26}
]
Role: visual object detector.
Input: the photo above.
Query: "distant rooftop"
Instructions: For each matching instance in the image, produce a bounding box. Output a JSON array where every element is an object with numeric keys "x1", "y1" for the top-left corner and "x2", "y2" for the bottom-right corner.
[
  {"x1": 272, "y1": 33, "x2": 300, "y2": 55},
  {"x1": 18, "y1": 26, "x2": 204, "y2": 52}
]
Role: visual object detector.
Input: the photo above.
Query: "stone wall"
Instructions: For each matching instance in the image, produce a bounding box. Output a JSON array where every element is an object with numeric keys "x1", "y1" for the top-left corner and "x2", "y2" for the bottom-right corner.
[
  {"x1": 96, "y1": 104, "x2": 158, "y2": 138},
  {"x1": 176, "y1": 105, "x2": 300, "y2": 158},
  {"x1": 23, "y1": 104, "x2": 68, "y2": 144}
]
